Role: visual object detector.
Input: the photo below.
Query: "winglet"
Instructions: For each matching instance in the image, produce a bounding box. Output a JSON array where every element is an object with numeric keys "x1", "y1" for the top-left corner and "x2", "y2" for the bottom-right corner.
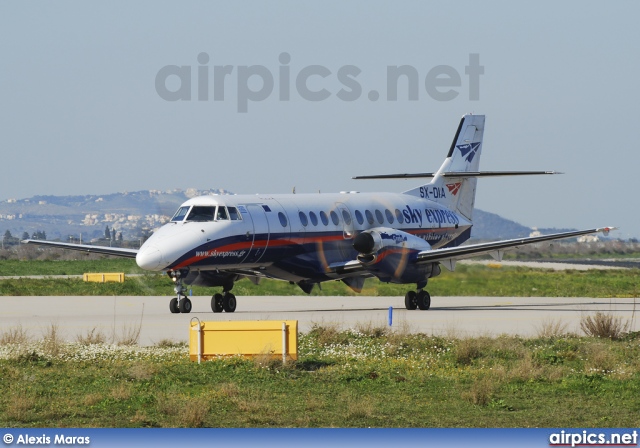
[{"x1": 598, "y1": 227, "x2": 617, "y2": 237}]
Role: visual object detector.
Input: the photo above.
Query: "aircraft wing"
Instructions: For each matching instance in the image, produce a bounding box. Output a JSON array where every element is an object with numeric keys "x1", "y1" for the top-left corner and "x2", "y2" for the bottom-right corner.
[
  {"x1": 22, "y1": 239, "x2": 139, "y2": 258},
  {"x1": 328, "y1": 227, "x2": 616, "y2": 275},
  {"x1": 417, "y1": 227, "x2": 616, "y2": 269}
]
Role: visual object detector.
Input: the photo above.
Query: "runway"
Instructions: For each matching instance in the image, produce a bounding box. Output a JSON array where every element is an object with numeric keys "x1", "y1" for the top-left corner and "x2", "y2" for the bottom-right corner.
[{"x1": 1, "y1": 295, "x2": 636, "y2": 345}]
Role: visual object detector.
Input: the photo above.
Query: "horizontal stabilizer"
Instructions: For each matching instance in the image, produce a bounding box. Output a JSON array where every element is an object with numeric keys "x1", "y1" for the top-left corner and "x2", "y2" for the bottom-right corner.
[{"x1": 353, "y1": 171, "x2": 560, "y2": 180}]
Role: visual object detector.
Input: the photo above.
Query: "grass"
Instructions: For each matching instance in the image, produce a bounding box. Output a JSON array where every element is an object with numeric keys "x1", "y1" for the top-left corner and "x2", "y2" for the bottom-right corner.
[
  {"x1": 1, "y1": 257, "x2": 637, "y2": 427},
  {"x1": 535, "y1": 318, "x2": 569, "y2": 339},
  {"x1": 1, "y1": 261, "x2": 639, "y2": 298},
  {"x1": 0, "y1": 324, "x2": 639, "y2": 427},
  {"x1": 580, "y1": 312, "x2": 631, "y2": 339},
  {"x1": 0, "y1": 258, "x2": 145, "y2": 276}
]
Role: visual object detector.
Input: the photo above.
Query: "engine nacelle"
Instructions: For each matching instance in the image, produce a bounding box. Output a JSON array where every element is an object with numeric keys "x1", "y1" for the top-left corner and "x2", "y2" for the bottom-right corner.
[
  {"x1": 353, "y1": 227, "x2": 431, "y2": 263},
  {"x1": 352, "y1": 227, "x2": 440, "y2": 284}
]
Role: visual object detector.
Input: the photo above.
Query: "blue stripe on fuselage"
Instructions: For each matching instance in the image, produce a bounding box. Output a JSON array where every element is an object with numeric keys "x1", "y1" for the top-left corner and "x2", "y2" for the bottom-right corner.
[{"x1": 164, "y1": 225, "x2": 469, "y2": 273}]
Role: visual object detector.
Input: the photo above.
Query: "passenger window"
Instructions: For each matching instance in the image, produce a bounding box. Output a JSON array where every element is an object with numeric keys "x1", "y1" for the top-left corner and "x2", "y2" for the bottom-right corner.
[
  {"x1": 365, "y1": 210, "x2": 374, "y2": 225},
  {"x1": 395, "y1": 209, "x2": 404, "y2": 224},
  {"x1": 186, "y1": 206, "x2": 215, "y2": 222},
  {"x1": 355, "y1": 210, "x2": 364, "y2": 225},
  {"x1": 299, "y1": 211, "x2": 308, "y2": 227},
  {"x1": 330, "y1": 211, "x2": 340, "y2": 226},
  {"x1": 385, "y1": 209, "x2": 394, "y2": 224},
  {"x1": 216, "y1": 206, "x2": 229, "y2": 220},
  {"x1": 278, "y1": 212, "x2": 288, "y2": 227},
  {"x1": 342, "y1": 210, "x2": 352, "y2": 225},
  {"x1": 375, "y1": 210, "x2": 384, "y2": 225},
  {"x1": 309, "y1": 211, "x2": 318, "y2": 226},
  {"x1": 228, "y1": 207, "x2": 241, "y2": 221},
  {"x1": 320, "y1": 211, "x2": 329, "y2": 226},
  {"x1": 171, "y1": 206, "x2": 190, "y2": 222}
]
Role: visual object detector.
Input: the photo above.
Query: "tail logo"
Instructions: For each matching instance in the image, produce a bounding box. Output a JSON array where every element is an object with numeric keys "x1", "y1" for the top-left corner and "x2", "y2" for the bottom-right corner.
[
  {"x1": 456, "y1": 142, "x2": 481, "y2": 163},
  {"x1": 446, "y1": 182, "x2": 462, "y2": 196}
]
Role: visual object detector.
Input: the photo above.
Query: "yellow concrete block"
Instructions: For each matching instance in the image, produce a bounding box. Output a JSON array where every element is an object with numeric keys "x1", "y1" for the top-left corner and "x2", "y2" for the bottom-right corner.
[
  {"x1": 189, "y1": 320, "x2": 298, "y2": 362},
  {"x1": 82, "y1": 273, "x2": 125, "y2": 283}
]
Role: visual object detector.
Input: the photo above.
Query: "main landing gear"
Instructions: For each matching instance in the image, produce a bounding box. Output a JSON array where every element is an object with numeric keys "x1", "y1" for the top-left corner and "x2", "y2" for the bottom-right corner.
[
  {"x1": 211, "y1": 291, "x2": 237, "y2": 313},
  {"x1": 404, "y1": 289, "x2": 431, "y2": 310}
]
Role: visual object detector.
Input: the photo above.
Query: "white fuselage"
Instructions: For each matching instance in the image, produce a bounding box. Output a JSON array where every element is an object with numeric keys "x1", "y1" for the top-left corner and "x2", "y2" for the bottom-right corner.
[{"x1": 136, "y1": 191, "x2": 471, "y2": 284}]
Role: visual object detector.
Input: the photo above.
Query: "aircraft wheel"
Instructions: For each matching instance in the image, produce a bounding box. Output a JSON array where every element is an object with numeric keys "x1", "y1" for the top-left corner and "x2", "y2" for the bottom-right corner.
[
  {"x1": 404, "y1": 291, "x2": 417, "y2": 310},
  {"x1": 179, "y1": 297, "x2": 192, "y2": 313},
  {"x1": 169, "y1": 298, "x2": 180, "y2": 314},
  {"x1": 223, "y1": 293, "x2": 237, "y2": 313},
  {"x1": 211, "y1": 294, "x2": 224, "y2": 313},
  {"x1": 417, "y1": 290, "x2": 431, "y2": 310}
]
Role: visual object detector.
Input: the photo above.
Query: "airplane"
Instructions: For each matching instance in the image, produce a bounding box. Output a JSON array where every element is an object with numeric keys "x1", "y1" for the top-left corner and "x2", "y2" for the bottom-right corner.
[{"x1": 25, "y1": 114, "x2": 615, "y2": 314}]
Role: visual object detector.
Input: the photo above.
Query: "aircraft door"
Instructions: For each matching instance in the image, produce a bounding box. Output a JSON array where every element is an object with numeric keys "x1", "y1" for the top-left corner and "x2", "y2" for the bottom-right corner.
[
  {"x1": 335, "y1": 202, "x2": 355, "y2": 239},
  {"x1": 272, "y1": 198, "x2": 303, "y2": 243},
  {"x1": 244, "y1": 204, "x2": 270, "y2": 264}
]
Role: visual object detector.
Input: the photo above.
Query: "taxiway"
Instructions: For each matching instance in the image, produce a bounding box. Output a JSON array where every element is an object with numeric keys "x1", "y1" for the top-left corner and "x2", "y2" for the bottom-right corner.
[{"x1": 0, "y1": 295, "x2": 636, "y2": 345}]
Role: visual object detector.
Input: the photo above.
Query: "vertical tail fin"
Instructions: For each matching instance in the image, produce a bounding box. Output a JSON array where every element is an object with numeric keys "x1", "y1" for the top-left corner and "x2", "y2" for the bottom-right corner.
[{"x1": 405, "y1": 114, "x2": 485, "y2": 221}]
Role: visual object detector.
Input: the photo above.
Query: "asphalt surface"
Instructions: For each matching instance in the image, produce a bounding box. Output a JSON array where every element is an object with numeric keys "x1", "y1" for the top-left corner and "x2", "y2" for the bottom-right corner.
[{"x1": 1, "y1": 295, "x2": 636, "y2": 345}]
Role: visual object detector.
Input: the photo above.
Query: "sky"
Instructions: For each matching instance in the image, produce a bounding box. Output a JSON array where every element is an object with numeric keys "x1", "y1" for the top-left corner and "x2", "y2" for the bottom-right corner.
[{"x1": 1, "y1": 1, "x2": 639, "y2": 238}]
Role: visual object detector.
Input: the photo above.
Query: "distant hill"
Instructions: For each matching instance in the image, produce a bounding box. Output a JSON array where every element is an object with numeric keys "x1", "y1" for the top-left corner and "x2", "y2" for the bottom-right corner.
[
  {"x1": 0, "y1": 189, "x2": 229, "y2": 241},
  {"x1": 0, "y1": 189, "x2": 548, "y2": 242},
  {"x1": 471, "y1": 209, "x2": 533, "y2": 240}
]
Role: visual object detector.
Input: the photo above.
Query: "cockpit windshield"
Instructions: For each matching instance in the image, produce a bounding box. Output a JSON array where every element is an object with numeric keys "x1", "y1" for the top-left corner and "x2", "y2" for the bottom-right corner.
[
  {"x1": 171, "y1": 205, "x2": 243, "y2": 222},
  {"x1": 171, "y1": 206, "x2": 190, "y2": 222},
  {"x1": 186, "y1": 206, "x2": 216, "y2": 222}
]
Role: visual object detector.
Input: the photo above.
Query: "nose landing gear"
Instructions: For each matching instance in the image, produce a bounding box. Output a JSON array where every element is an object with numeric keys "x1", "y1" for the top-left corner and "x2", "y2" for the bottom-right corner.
[
  {"x1": 169, "y1": 270, "x2": 192, "y2": 314},
  {"x1": 169, "y1": 296, "x2": 192, "y2": 313}
]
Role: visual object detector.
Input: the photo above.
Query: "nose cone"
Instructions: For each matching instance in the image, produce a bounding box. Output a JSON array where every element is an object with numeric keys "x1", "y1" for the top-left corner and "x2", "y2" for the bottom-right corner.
[{"x1": 136, "y1": 246, "x2": 164, "y2": 271}]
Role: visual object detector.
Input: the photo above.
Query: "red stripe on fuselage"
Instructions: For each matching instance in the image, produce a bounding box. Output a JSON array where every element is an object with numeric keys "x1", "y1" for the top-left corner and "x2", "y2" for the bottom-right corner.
[{"x1": 168, "y1": 227, "x2": 457, "y2": 271}]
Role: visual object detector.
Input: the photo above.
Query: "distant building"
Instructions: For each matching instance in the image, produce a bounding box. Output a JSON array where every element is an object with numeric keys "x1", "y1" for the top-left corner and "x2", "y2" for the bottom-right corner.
[{"x1": 577, "y1": 234, "x2": 600, "y2": 243}]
